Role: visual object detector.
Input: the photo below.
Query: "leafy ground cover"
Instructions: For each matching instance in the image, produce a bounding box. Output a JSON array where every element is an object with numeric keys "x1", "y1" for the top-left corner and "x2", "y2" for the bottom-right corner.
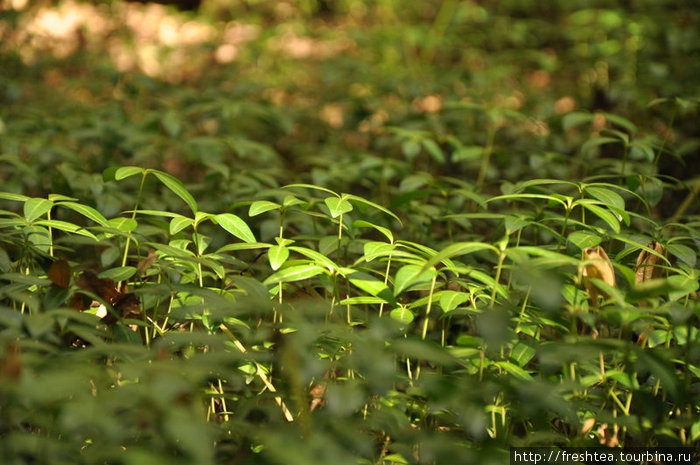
[{"x1": 0, "y1": 1, "x2": 699, "y2": 464}]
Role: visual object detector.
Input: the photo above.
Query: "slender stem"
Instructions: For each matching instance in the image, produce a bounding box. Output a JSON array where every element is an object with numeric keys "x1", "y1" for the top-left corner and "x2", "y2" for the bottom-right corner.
[
  {"x1": 490, "y1": 252, "x2": 506, "y2": 308},
  {"x1": 476, "y1": 125, "x2": 497, "y2": 189},
  {"x1": 121, "y1": 172, "x2": 148, "y2": 270}
]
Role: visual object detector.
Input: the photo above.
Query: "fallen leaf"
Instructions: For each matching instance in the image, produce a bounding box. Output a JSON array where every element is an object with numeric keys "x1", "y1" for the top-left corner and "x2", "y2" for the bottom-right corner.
[
  {"x1": 48, "y1": 259, "x2": 71, "y2": 289},
  {"x1": 635, "y1": 241, "x2": 665, "y2": 283},
  {"x1": 583, "y1": 245, "x2": 616, "y2": 305}
]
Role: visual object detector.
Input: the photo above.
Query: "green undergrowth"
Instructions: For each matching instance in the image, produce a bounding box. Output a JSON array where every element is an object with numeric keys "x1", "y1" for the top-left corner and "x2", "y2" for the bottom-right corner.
[
  {"x1": 1, "y1": 1, "x2": 699, "y2": 464},
  {"x1": 0, "y1": 162, "x2": 698, "y2": 465}
]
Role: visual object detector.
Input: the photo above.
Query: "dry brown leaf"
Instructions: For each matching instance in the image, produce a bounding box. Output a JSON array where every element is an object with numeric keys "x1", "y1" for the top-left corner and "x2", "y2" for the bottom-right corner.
[
  {"x1": 597, "y1": 423, "x2": 620, "y2": 447},
  {"x1": 137, "y1": 248, "x2": 158, "y2": 276},
  {"x1": 635, "y1": 241, "x2": 666, "y2": 284},
  {"x1": 581, "y1": 417, "x2": 596, "y2": 435},
  {"x1": 583, "y1": 245, "x2": 616, "y2": 305}
]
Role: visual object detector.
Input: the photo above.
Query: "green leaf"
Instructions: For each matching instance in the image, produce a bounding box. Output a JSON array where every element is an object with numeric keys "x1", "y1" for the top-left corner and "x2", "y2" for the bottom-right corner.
[
  {"x1": 636, "y1": 349, "x2": 682, "y2": 402},
  {"x1": 494, "y1": 361, "x2": 533, "y2": 381},
  {"x1": 667, "y1": 243, "x2": 696, "y2": 267},
  {"x1": 215, "y1": 213, "x2": 256, "y2": 243},
  {"x1": 567, "y1": 231, "x2": 602, "y2": 250},
  {"x1": 345, "y1": 270, "x2": 396, "y2": 305},
  {"x1": 346, "y1": 194, "x2": 402, "y2": 225},
  {"x1": 268, "y1": 245, "x2": 289, "y2": 271},
  {"x1": 284, "y1": 183, "x2": 338, "y2": 197},
  {"x1": 249, "y1": 200, "x2": 281, "y2": 217},
  {"x1": 584, "y1": 186, "x2": 625, "y2": 211},
  {"x1": 439, "y1": 290, "x2": 468, "y2": 312},
  {"x1": 24, "y1": 198, "x2": 53, "y2": 222},
  {"x1": 99, "y1": 266, "x2": 137, "y2": 282},
  {"x1": 580, "y1": 136, "x2": 619, "y2": 155},
  {"x1": 394, "y1": 264, "x2": 437, "y2": 296},
  {"x1": 58, "y1": 202, "x2": 109, "y2": 226},
  {"x1": 324, "y1": 197, "x2": 353, "y2": 218},
  {"x1": 0, "y1": 192, "x2": 29, "y2": 202},
  {"x1": 263, "y1": 264, "x2": 325, "y2": 285},
  {"x1": 169, "y1": 216, "x2": 193, "y2": 235},
  {"x1": 562, "y1": 111, "x2": 594, "y2": 131},
  {"x1": 353, "y1": 220, "x2": 393, "y2": 243},
  {"x1": 581, "y1": 203, "x2": 621, "y2": 233},
  {"x1": 421, "y1": 139, "x2": 445, "y2": 163},
  {"x1": 34, "y1": 220, "x2": 96, "y2": 240},
  {"x1": 151, "y1": 170, "x2": 198, "y2": 214},
  {"x1": 108, "y1": 165, "x2": 144, "y2": 181},
  {"x1": 107, "y1": 217, "x2": 138, "y2": 232},
  {"x1": 422, "y1": 242, "x2": 498, "y2": 271},
  {"x1": 288, "y1": 246, "x2": 338, "y2": 271},
  {"x1": 390, "y1": 306, "x2": 415, "y2": 324}
]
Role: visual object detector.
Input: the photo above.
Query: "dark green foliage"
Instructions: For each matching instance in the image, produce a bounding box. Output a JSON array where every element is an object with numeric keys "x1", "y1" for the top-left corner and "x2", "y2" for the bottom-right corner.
[{"x1": 0, "y1": 1, "x2": 699, "y2": 464}]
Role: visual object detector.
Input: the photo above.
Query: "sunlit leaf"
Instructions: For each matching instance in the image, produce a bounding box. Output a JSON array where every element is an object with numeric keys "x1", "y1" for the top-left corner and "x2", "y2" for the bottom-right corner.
[
  {"x1": 215, "y1": 213, "x2": 256, "y2": 243},
  {"x1": 24, "y1": 198, "x2": 53, "y2": 222},
  {"x1": 151, "y1": 169, "x2": 198, "y2": 214}
]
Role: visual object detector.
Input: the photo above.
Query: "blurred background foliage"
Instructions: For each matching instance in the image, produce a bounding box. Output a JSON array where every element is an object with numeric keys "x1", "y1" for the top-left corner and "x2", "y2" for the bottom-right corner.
[{"x1": 0, "y1": 1, "x2": 699, "y2": 464}]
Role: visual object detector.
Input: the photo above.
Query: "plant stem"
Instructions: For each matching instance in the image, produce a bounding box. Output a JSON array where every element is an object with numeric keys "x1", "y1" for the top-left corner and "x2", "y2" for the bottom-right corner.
[{"x1": 476, "y1": 125, "x2": 497, "y2": 189}]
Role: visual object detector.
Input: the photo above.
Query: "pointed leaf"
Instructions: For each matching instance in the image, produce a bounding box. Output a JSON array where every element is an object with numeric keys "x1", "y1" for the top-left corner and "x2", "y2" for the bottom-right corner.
[
  {"x1": 268, "y1": 245, "x2": 289, "y2": 271},
  {"x1": 439, "y1": 290, "x2": 468, "y2": 312},
  {"x1": 249, "y1": 200, "x2": 281, "y2": 217},
  {"x1": 215, "y1": 213, "x2": 256, "y2": 243},
  {"x1": 59, "y1": 202, "x2": 109, "y2": 226},
  {"x1": 394, "y1": 264, "x2": 437, "y2": 296},
  {"x1": 581, "y1": 203, "x2": 621, "y2": 233},
  {"x1": 151, "y1": 170, "x2": 198, "y2": 214},
  {"x1": 324, "y1": 197, "x2": 353, "y2": 218},
  {"x1": 169, "y1": 216, "x2": 193, "y2": 235},
  {"x1": 24, "y1": 198, "x2": 53, "y2": 222},
  {"x1": 345, "y1": 270, "x2": 396, "y2": 305},
  {"x1": 263, "y1": 264, "x2": 325, "y2": 285}
]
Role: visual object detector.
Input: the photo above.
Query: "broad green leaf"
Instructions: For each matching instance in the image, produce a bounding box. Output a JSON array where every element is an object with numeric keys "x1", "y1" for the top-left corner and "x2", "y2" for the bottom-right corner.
[
  {"x1": 110, "y1": 166, "x2": 144, "y2": 181},
  {"x1": 580, "y1": 136, "x2": 619, "y2": 155},
  {"x1": 24, "y1": 198, "x2": 53, "y2": 222},
  {"x1": 581, "y1": 203, "x2": 621, "y2": 233},
  {"x1": 151, "y1": 169, "x2": 198, "y2": 214},
  {"x1": 390, "y1": 307, "x2": 414, "y2": 324},
  {"x1": 666, "y1": 243, "x2": 696, "y2": 267},
  {"x1": 339, "y1": 296, "x2": 388, "y2": 305},
  {"x1": 567, "y1": 231, "x2": 601, "y2": 250},
  {"x1": 363, "y1": 241, "x2": 396, "y2": 262},
  {"x1": 215, "y1": 213, "x2": 256, "y2": 243},
  {"x1": 107, "y1": 217, "x2": 138, "y2": 232},
  {"x1": 345, "y1": 270, "x2": 396, "y2": 305},
  {"x1": 268, "y1": 245, "x2": 289, "y2": 270},
  {"x1": 511, "y1": 342, "x2": 536, "y2": 367},
  {"x1": 422, "y1": 139, "x2": 445, "y2": 163},
  {"x1": 584, "y1": 186, "x2": 625, "y2": 211},
  {"x1": 35, "y1": 220, "x2": 96, "y2": 240},
  {"x1": 346, "y1": 194, "x2": 402, "y2": 225},
  {"x1": 249, "y1": 200, "x2": 281, "y2": 217},
  {"x1": 422, "y1": 242, "x2": 498, "y2": 271},
  {"x1": 0, "y1": 192, "x2": 29, "y2": 202},
  {"x1": 263, "y1": 264, "x2": 325, "y2": 285},
  {"x1": 439, "y1": 290, "x2": 468, "y2": 312},
  {"x1": 99, "y1": 266, "x2": 137, "y2": 282},
  {"x1": 487, "y1": 193, "x2": 568, "y2": 208},
  {"x1": 284, "y1": 183, "x2": 338, "y2": 196},
  {"x1": 59, "y1": 202, "x2": 109, "y2": 226},
  {"x1": 667, "y1": 274, "x2": 699, "y2": 301},
  {"x1": 562, "y1": 111, "x2": 594, "y2": 131},
  {"x1": 494, "y1": 361, "x2": 533, "y2": 381},
  {"x1": 288, "y1": 246, "x2": 338, "y2": 271},
  {"x1": 636, "y1": 349, "x2": 681, "y2": 402},
  {"x1": 394, "y1": 264, "x2": 437, "y2": 296},
  {"x1": 324, "y1": 196, "x2": 353, "y2": 218},
  {"x1": 170, "y1": 216, "x2": 193, "y2": 235},
  {"x1": 353, "y1": 220, "x2": 393, "y2": 243}
]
